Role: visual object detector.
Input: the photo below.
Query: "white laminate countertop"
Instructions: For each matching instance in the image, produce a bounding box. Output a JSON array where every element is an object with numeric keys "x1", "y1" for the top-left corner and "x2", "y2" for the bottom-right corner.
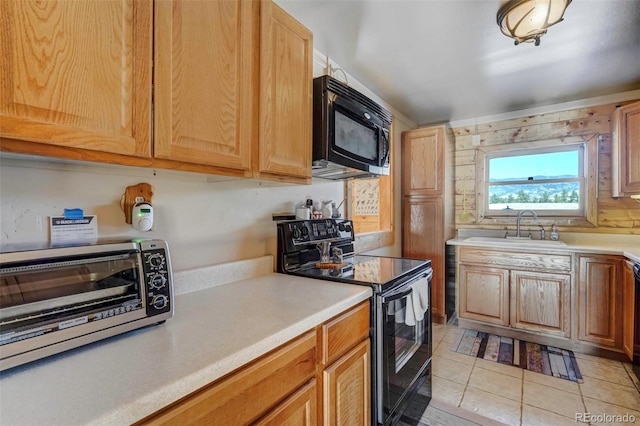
[
  {"x1": 447, "y1": 236, "x2": 640, "y2": 263},
  {"x1": 0, "y1": 273, "x2": 372, "y2": 425}
]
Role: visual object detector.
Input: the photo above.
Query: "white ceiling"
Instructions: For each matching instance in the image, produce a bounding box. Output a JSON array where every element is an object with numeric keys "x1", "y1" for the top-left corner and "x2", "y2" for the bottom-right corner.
[{"x1": 275, "y1": 0, "x2": 640, "y2": 126}]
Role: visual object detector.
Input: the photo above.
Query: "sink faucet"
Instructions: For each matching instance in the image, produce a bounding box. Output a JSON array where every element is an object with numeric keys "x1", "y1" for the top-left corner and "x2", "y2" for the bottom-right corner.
[{"x1": 516, "y1": 210, "x2": 538, "y2": 238}]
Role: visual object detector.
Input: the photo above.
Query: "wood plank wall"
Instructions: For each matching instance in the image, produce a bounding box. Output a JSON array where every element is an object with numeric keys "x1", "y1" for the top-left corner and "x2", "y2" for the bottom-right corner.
[{"x1": 451, "y1": 100, "x2": 640, "y2": 234}]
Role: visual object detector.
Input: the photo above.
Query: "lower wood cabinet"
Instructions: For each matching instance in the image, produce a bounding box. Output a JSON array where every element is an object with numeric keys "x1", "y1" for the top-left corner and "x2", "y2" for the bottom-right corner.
[
  {"x1": 578, "y1": 255, "x2": 623, "y2": 349},
  {"x1": 510, "y1": 270, "x2": 570, "y2": 337},
  {"x1": 457, "y1": 248, "x2": 571, "y2": 339},
  {"x1": 458, "y1": 264, "x2": 509, "y2": 326},
  {"x1": 135, "y1": 300, "x2": 370, "y2": 425}
]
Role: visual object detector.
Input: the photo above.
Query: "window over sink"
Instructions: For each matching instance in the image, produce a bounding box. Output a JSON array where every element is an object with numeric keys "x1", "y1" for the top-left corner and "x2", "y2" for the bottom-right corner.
[
  {"x1": 486, "y1": 145, "x2": 585, "y2": 216},
  {"x1": 477, "y1": 135, "x2": 598, "y2": 225}
]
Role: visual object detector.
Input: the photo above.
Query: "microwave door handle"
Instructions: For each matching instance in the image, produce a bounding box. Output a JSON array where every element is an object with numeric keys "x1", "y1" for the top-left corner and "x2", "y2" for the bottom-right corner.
[{"x1": 380, "y1": 128, "x2": 390, "y2": 165}]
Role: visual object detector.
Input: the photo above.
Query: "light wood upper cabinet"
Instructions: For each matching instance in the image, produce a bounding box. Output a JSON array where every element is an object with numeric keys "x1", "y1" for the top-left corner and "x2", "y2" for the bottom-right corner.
[
  {"x1": 612, "y1": 100, "x2": 640, "y2": 196},
  {"x1": 154, "y1": 0, "x2": 254, "y2": 172},
  {"x1": 0, "y1": 0, "x2": 152, "y2": 157},
  {"x1": 402, "y1": 126, "x2": 445, "y2": 197},
  {"x1": 257, "y1": 0, "x2": 312, "y2": 183},
  {"x1": 577, "y1": 255, "x2": 623, "y2": 349}
]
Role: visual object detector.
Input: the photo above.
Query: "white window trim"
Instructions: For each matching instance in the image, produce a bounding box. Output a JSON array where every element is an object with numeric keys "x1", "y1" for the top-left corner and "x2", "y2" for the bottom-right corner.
[
  {"x1": 475, "y1": 136, "x2": 598, "y2": 227},
  {"x1": 484, "y1": 144, "x2": 586, "y2": 217}
]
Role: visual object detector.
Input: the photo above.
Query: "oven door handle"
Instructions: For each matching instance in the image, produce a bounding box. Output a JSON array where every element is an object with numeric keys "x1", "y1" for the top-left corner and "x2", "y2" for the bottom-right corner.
[{"x1": 381, "y1": 269, "x2": 433, "y2": 303}]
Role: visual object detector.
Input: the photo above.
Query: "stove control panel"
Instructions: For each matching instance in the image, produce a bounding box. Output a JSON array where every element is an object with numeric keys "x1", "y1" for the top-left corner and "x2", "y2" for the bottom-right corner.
[{"x1": 280, "y1": 219, "x2": 354, "y2": 246}]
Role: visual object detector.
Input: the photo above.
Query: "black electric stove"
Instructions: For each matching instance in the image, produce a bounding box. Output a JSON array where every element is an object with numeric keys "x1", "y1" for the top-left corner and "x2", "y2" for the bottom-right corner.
[{"x1": 277, "y1": 219, "x2": 433, "y2": 426}]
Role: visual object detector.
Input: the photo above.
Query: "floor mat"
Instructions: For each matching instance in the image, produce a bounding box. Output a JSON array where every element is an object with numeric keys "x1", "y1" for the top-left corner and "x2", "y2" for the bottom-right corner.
[{"x1": 450, "y1": 328, "x2": 583, "y2": 383}]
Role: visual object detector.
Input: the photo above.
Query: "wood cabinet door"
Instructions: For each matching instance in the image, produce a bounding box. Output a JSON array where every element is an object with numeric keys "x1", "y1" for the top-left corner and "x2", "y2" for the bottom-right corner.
[
  {"x1": 255, "y1": 380, "x2": 317, "y2": 426},
  {"x1": 458, "y1": 264, "x2": 509, "y2": 326},
  {"x1": 510, "y1": 270, "x2": 570, "y2": 337},
  {"x1": 612, "y1": 100, "x2": 640, "y2": 196},
  {"x1": 402, "y1": 197, "x2": 445, "y2": 319},
  {"x1": 577, "y1": 255, "x2": 623, "y2": 348},
  {"x1": 401, "y1": 126, "x2": 444, "y2": 197},
  {"x1": 622, "y1": 260, "x2": 636, "y2": 360},
  {"x1": 154, "y1": 0, "x2": 254, "y2": 171},
  {"x1": 0, "y1": 0, "x2": 152, "y2": 157},
  {"x1": 323, "y1": 339, "x2": 370, "y2": 426},
  {"x1": 257, "y1": 0, "x2": 312, "y2": 182}
]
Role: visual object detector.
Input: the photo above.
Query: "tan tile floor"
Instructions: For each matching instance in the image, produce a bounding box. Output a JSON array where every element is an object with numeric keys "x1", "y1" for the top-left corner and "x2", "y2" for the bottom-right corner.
[{"x1": 420, "y1": 323, "x2": 640, "y2": 425}]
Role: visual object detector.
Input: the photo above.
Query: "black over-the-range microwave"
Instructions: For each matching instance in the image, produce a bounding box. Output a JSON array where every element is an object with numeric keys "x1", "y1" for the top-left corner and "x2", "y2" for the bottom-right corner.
[{"x1": 312, "y1": 75, "x2": 392, "y2": 180}]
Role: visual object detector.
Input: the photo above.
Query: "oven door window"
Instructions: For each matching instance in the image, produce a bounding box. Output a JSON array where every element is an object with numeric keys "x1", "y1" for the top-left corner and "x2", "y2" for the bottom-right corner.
[
  {"x1": 381, "y1": 276, "x2": 431, "y2": 416},
  {"x1": 0, "y1": 250, "x2": 145, "y2": 347}
]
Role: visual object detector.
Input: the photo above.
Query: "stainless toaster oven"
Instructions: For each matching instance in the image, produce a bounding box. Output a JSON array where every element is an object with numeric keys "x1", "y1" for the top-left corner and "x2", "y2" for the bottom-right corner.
[{"x1": 0, "y1": 239, "x2": 173, "y2": 371}]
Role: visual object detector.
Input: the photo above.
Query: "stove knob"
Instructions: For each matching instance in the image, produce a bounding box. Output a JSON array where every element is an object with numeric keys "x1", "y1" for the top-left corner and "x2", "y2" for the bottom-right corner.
[
  {"x1": 149, "y1": 274, "x2": 166, "y2": 289},
  {"x1": 338, "y1": 223, "x2": 345, "y2": 231},
  {"x1": 344, "y1": 224, "x2": 352, "y2": 233},
  {"x1": 292, "y1": 227, "x2": 302, "y2": 239},
  {"x1": 301, "y1": 226, "x2": 309, "y2": 236},
  {"x1": 151, "y1": 295, "x2": 168, "y2": 310}
]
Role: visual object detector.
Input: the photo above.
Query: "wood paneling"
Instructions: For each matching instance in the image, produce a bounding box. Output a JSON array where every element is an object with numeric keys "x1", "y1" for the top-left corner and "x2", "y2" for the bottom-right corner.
[
  {"x1": 154, "y1": 0, "x2": 254, "y2": 171},
  {"x1": 451, "y1": 99, "x2": 640, "y2": 233},
  {"x1": 458, "y1": 264, "x2": 510, "y2": 326},
  {"x1": 0, "y1": 0, "x2": 152, "y2": 156},
  {"x1": 577, "y1": 255, "x2": 623, "y2": 349},
  {"x1": 257, "y1": 0, "x2": 312, "y2": 182},
  {"x1": 510, "y1": 270, "x2": 570, "y2": 337}
]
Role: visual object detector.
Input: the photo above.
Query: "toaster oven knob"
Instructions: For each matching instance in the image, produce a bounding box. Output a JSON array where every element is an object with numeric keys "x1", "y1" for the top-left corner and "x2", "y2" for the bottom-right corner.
[
  {"x1": 149, "y1": 274, "x2": 167, "y2": 289},
  {"x1": 151, "y1": 295, "x2": 168, "y2": 310},
  {"x1": 147, "y1": 254, "x2": 165, "y2": 269}
]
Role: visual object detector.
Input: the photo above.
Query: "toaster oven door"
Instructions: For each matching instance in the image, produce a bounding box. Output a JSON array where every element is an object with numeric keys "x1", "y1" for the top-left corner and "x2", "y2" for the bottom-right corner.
[{"x1": 0, "y1": 248, "x2": 147, "y2": 361}]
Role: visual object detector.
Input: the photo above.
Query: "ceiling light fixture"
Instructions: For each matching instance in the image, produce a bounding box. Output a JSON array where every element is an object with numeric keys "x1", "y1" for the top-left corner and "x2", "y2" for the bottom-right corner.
[{"x1": 497, "y1": 0, "x2": 572, "y2": 46}]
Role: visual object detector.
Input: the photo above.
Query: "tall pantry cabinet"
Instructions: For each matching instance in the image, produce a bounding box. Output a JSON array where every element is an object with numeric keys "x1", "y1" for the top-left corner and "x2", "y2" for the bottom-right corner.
[{"x1": 401, "y1": 125, "x2": 454, "y2": 323}]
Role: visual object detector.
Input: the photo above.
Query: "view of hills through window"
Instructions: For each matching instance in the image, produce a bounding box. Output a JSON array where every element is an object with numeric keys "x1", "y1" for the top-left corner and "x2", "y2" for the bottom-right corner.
[{"x1": 488, "y1": 150, "x2": 581, "y2": 211}]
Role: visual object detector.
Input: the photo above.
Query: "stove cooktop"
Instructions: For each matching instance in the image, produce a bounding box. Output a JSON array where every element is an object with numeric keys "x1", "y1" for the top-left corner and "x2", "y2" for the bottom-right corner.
[{"x1": 291, "y1": 254, "x2": 431, "y2": 292}]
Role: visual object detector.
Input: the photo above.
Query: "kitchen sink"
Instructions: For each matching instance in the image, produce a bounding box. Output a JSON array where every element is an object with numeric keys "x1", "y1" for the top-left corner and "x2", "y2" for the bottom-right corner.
[{"x1": 464, "y1": 236, "x2": 567, "y2": 246}]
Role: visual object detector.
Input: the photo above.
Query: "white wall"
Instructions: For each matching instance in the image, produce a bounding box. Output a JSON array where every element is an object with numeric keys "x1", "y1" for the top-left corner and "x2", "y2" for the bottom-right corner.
[{"x1": 0, "y1": 157, "x2": 344, "y2": 272}]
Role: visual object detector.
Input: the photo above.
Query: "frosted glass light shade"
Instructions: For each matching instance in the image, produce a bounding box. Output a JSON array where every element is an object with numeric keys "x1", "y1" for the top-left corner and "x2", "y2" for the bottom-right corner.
[{"x1": 497, "y1": 0, "x2": 572, "y2": 45}]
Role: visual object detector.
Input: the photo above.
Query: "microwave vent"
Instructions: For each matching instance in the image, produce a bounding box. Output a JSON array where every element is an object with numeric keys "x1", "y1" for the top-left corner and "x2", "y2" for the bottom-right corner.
[{"x1": 324, "y1": 76, "x2": 392, "y2": 125}]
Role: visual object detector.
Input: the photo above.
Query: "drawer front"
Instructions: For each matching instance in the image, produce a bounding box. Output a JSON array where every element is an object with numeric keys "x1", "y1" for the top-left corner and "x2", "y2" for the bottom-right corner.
[
  {"x1": 322, "y1": 300, "x2": 370, "y2": 366},
  {"x1": 138, "y1": 331, "x2": 317, "y2": 426},
  {"x1": 459, "y1": 248, "x2": 571, "y2": 272}
]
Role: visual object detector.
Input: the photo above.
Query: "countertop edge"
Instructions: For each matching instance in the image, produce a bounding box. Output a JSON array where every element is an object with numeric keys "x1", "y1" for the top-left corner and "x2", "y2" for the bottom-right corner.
[{"x1": 446, "y1": 238, "x2": 640, "y2": 263}]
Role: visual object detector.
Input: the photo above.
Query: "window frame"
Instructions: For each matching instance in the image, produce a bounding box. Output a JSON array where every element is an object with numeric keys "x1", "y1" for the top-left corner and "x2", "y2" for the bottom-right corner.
[
  {"x1": 484, "y1": 144, "x2": 586, "y2": 217},
  {"x1": 475, "y1": 135, "x2": 598, "y2": 227}
]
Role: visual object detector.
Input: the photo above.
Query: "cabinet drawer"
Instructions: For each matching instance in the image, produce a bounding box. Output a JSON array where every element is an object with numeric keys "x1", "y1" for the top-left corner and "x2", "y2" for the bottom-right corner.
[
  {"x1": 459, "y1": 248, "x2": 571, "y2": 273},
  {"x1": 321, "y1": 300, "x2": 370, "y2": 366},
  {"x1": 137, "y1": 331, "x2": 317, "y2": 426}
]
